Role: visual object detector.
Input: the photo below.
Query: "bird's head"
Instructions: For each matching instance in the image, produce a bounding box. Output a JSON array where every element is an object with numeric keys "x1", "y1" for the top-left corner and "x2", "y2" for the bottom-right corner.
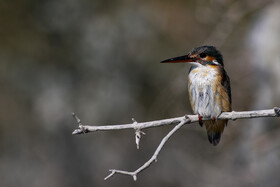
[{"x1": 161, "y1": 45, "x2": 224, "y2": 67}]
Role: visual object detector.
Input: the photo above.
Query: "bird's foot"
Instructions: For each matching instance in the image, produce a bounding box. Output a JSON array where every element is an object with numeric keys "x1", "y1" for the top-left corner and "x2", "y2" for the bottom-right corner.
[{"x1": 198, "y1": 114, "x2": 203, "y2": 127}]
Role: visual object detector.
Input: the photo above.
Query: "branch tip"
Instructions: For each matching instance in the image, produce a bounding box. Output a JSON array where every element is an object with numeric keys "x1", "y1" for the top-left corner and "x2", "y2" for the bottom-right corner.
[
  {"x1": 104, "y1": 170, "x2": 115, "y2": 180},
  {"x1": 274, "y1": 107, "x2": 280, "y2": 116},
  {"x1": 132, "y1": 118, "x2": 137, "y2": 123},
  {"x1": 72, "y1": 113, "x2": 81, "y2": 124},
  {"x1": 72, "y1": 112, "x2": 89, "y2": 134},
  {"x1": 72, "y1": 129, "x2": 80, "y2": 135},
  {"x1": 133, "y1": 175, "x2": 137, "y2": 181}
]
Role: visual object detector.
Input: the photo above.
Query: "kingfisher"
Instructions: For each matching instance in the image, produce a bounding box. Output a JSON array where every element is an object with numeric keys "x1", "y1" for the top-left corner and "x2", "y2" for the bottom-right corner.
[{"x1": 161, "y1": 45, "x2": 232, "y2": 146}]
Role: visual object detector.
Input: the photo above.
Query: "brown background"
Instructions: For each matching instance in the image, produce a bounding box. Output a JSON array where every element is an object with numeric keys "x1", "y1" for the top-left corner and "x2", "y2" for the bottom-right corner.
[{"x1": 1, "y1": 0, "x2": 280, "y2": 186}]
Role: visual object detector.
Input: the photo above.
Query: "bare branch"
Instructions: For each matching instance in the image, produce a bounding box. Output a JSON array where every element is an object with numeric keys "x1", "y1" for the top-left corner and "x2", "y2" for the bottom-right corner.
[
  {"x1": 72, "y1": 108, "x2": 280, "y2": 135},
  {"x1": 72, "y1": 107, "x2": 280, "y2": 181},
  {"x1": 104, "y1": 118, "x2": 190, "y2": 181}
]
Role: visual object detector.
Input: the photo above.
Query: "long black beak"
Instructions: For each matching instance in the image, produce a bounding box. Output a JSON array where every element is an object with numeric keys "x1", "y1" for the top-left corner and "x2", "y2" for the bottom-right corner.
[{"x1": 161, "y1": 55, "x2": 195, "y2": 63}]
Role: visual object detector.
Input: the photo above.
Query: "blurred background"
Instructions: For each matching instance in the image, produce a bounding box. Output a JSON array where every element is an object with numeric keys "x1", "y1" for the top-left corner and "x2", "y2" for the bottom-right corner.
[{"x1": 1, "y1": 0, "x2": 280, "y2": 186}]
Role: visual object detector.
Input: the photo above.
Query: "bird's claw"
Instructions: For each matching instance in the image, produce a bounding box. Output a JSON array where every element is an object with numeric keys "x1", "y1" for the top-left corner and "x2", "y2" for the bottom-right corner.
[{"x1": 198, "y1": 114, "x2": 203, "y2": 127}]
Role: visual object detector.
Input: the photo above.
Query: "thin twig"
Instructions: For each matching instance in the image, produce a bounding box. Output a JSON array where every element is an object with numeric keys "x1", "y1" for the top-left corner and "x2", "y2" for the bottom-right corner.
[{"x1": 104, "y1": 117, "x2": 190, "y2": 181}]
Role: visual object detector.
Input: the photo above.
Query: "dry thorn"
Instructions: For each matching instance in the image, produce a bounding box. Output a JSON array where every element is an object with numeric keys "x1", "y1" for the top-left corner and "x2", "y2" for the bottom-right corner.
[
  {"x1": 132, "y1": 118, "x2": 146, "y2": 149},
  {"x1": 135, "y1": 129, "x2": 145, "y2": 149}
]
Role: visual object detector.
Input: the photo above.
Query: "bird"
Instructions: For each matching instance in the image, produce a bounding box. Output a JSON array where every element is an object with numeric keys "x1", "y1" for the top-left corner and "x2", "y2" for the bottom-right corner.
[{"x1": 161, "y1": 45, "x2": 231, "y2": 146}]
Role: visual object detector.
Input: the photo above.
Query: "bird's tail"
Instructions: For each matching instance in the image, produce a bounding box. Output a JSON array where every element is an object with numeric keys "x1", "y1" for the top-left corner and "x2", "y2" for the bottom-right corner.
[{"x1": 204, "y1": 120, "x2": 227, "y2": 146}]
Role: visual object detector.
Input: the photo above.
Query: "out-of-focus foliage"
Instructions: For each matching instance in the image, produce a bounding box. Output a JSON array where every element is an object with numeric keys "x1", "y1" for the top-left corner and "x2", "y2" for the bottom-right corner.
[{"x1": 0, "y1": 0, "x2": 279, "y2": 186}]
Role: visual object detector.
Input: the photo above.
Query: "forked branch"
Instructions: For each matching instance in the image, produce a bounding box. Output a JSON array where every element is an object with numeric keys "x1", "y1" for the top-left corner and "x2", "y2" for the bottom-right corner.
[
  {"x1": 104, "y1": 118, "x2": 190, "y2": 181},
  {"x1": 72, "y1": 107, "x2": 280, "y2": 180}
]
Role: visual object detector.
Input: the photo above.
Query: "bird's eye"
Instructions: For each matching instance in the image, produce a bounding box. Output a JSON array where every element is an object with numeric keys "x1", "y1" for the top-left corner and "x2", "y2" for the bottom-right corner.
[{"x1": 200, "y1": 53, "x2": 207, "y2": 58}]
